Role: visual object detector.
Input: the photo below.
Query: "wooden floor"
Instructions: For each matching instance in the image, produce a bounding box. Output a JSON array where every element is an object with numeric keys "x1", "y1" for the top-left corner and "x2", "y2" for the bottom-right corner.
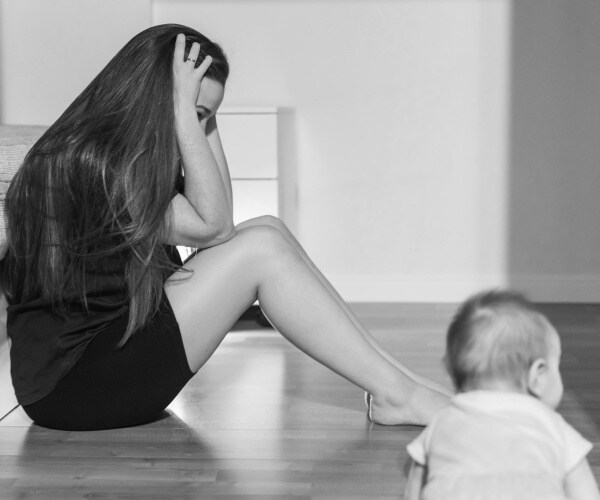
[{"x1": 0, "y1": 303, "x2": 598, "y2": 499}]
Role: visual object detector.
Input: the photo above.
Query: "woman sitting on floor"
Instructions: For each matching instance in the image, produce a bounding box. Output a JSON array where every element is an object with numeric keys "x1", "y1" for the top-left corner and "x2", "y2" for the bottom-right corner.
[{"x1": 0, "y1": 24, "x2": 449, "y2": 431}]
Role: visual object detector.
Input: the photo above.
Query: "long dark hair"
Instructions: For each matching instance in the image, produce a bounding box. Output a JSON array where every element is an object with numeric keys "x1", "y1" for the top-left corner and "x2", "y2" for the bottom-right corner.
[{"x1": 0, "y1": 24, "x2": 229, "y2": 345}]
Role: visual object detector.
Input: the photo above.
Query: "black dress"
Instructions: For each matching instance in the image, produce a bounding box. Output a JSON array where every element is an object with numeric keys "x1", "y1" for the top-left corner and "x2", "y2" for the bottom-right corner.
[{"x1": 7, "y1": 246, "x2": 194, "y2": 431}]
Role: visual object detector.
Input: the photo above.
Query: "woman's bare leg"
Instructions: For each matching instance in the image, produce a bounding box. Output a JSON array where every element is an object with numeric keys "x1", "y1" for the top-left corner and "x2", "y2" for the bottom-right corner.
[
  {"x1": 236, "y1": 216, "x2": 452, "y2": 396},
  {"x1": 165, "y1": 224, "x2": 448, "y2": 425}
]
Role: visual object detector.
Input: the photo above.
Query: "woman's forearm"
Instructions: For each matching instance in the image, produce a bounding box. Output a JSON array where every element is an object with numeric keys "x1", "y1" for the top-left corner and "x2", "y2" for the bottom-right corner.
[
  {"x1": 175, "y1": 105, "x2": 234, "y2": 235},
  {"x1": 206, "y1": 117, "x2": 233, "y2": 212}
]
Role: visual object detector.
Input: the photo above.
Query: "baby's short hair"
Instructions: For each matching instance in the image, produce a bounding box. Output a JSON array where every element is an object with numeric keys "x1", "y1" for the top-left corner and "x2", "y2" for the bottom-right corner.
[{"x1": 445, "y1": 290, "x2": 555, "y2": 391}]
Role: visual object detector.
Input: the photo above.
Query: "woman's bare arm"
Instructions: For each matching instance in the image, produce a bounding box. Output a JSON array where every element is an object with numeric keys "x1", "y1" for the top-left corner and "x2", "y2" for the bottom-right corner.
[
  {"x1": 205, "y1": 115, "x2": 233, "y2": 213},
  {"x1": 166, "y1": 34, "x2": 234, "y2": 248},
  {"x1": 163, "y1": 193, "x2": 234, "y2": 248}
]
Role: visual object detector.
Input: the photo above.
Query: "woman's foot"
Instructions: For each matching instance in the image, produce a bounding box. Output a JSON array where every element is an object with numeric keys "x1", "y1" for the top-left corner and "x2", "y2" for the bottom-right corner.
[{"x1": 367, "y1": 385, "x2": 450, "y2": 426}]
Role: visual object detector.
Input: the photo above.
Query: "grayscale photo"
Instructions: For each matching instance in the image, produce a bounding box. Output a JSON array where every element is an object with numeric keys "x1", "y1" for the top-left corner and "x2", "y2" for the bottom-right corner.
[{"x1": 0, "y1": 0, "x2": 598, "y2": 498}]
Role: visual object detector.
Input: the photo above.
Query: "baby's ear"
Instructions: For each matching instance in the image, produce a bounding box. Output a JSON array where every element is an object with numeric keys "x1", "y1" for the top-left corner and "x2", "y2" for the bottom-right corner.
[{"x1": 527, "y1": 358, "x2": 547, "y2": 398}]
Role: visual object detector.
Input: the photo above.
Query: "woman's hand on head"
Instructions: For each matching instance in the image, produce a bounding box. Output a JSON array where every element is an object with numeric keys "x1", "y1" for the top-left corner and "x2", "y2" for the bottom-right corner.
[{"x1": 172, "y1": 33, "x2": 213, "y2": 115}]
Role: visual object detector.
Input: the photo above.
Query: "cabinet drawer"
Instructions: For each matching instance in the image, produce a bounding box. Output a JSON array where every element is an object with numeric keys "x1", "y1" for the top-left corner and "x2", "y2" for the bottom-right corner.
[
  {"x1": 232, "y1": 180, "x2": 278, "y2": 224},
  {"x1": 217, "y1": 113, "x2": 277, "y2": 179}
]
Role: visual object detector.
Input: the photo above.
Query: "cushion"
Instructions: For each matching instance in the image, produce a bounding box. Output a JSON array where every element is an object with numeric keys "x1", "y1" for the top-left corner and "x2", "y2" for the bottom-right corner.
[
  {"x1": 0, "y1": 125, "x2": 47, "y2": 416},
  {"x1": 0, "y1": 125, "x2": 48, "y2": 257}
]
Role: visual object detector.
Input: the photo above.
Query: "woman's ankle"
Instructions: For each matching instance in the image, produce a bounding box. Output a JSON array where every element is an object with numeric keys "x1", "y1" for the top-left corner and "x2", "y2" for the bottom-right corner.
[
  {"x1": 369, "y1": 382, "x2": 449, "y2": 426},
  {"x1": 371, "y1": 372, "x2": 418, "y2": 409}
]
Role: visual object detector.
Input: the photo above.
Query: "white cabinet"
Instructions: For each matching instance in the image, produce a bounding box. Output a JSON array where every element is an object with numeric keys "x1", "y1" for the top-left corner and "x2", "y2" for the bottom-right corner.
[
  {"x1": 217, "y1": 107, "x2": 279, "y2": 224},
  {"x1": 231, "y1": 180, "x2": 278, "y2": 224}
]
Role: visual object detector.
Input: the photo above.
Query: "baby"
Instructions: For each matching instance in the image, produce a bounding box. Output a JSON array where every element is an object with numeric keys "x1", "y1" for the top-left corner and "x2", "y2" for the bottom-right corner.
[{"x1": 405, "y1": 290, "x2": 599, "y2": 500}]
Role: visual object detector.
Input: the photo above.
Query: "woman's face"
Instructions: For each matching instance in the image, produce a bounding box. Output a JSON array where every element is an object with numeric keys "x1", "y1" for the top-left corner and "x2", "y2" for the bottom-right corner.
[{"x1": 195, "y1": 77, "x2": 225, "y2": 123}]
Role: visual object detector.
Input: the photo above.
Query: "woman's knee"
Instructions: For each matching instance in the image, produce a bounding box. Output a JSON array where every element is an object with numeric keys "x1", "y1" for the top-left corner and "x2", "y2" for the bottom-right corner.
[
  {"x1": 237, "y1": 215, "x2": 290, "y2": 234},
  {"x1": 235, "y1": 223, "x2": 295, "y2": 262},
  {"x1": 257, "y1": 214, "x2": 287, "y2": 231}
]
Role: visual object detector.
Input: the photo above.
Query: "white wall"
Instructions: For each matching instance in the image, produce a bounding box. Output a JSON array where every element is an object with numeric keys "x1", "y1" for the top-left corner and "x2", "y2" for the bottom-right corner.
[
  {"x1": 0, "y1": 0, "x2": 150, "y2": 125},
  {"x1": 153, "y1": 0, "x2": 512, "y2": 301},
  {"x1": 1, "y1": 0, "x2": 598, "y2": 303}
]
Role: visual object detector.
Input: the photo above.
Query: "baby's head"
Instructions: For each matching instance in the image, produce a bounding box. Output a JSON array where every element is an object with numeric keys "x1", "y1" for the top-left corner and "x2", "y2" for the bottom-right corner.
[{"x1": 445, "y1": 290, "x2": 563, "y2": 408}]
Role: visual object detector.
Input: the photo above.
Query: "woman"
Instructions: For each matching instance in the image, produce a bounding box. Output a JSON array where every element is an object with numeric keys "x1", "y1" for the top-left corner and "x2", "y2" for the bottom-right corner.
[{"x1": 1, "y1": 24, "x2": 448, "y2": 431}]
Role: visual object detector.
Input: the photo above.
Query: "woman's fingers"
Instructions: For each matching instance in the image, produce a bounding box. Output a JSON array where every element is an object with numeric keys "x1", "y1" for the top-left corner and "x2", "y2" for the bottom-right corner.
[
  {"x1": 187, "y1": 41, "x2": 201, "y2": 65},
  {"x1": 174, "y1": 33, "x2": 185, "y2": 64},
  {"x1": 175, "y1": 35, "x2": 211, "y2": 76},
  {"x1": 195, "y1": 55, "x2": 213, "y2": 77},
  {"x1": 172, "y1": 34, "x2": 212, "y2": 109},
  {"x1": 187, "y1": 41, "x2": 212, "y2": 78}
]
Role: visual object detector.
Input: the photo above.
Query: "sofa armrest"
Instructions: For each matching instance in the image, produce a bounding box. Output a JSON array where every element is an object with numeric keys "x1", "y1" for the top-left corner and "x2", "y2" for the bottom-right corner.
[
  {"x1": 0, "y1": 289, "x2": 17, "y2": 418},
  {"x1": 0, "y1": 124, "x2": 47, "y2": 418}
]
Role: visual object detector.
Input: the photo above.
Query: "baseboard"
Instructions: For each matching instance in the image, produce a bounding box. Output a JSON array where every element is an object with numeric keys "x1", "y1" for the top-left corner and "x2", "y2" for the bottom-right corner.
[
  {"x1": 507, "y1": 274, "x2": 600, "y2": 303},
  {"x1": 328, "y1": 274, "x2": 505, "y2": 303},
  {"x1": 328, "y1": 273, "x2": 600, "y2": 303}
]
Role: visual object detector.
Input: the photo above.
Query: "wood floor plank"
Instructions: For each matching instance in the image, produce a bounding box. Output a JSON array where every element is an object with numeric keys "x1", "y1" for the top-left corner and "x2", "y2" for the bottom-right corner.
[{"x1": 0, "y1": 303, "x2": 598, "y2": 498}]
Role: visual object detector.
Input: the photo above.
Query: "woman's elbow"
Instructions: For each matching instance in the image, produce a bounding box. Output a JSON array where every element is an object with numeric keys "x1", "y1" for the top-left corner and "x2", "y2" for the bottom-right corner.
[
  {"x1": 199, "y1": 219, "x2": 236, "y2": 247},
  {"x1": 213, "y1": 221, "x2": 237, "y2": 245}
]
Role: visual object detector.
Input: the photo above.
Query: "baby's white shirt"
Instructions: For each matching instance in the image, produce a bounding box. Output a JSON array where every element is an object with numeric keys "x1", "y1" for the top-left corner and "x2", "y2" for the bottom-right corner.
[{"x1": 407, "y1": 390, "x2": 592, "y2": 500}]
